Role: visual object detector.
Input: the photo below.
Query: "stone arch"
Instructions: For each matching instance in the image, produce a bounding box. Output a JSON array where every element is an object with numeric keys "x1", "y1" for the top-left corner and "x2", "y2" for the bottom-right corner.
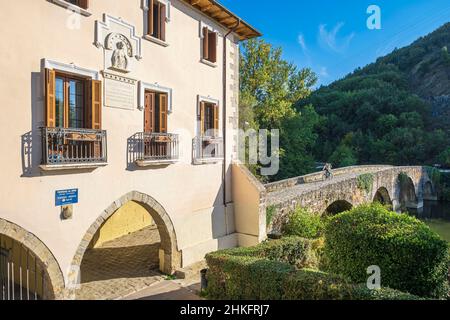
[
  {"x1": 373, "y1": 187, "x2": 393, "y2": 209},
  {"x1": 0, "y1": 218, "x2": 65, "y2": 299},
  {"x1": 423, "y1": 180, "x2": 436, "y2": 200},
  {"x1": 325, "y1": 200, "x2": 353, "y2": 215},
  {"x1": 69, "y1": 191, "x2": 181, "y2": 287},
  {"x1": 398, "y1": 174, "x2": 418, "y2": 209}
]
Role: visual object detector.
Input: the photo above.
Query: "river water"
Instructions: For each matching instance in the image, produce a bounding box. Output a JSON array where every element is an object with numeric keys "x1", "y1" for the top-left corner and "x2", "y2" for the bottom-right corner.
[{"x1": 412, "y1": 201, "x2": 450, "y2": 242}]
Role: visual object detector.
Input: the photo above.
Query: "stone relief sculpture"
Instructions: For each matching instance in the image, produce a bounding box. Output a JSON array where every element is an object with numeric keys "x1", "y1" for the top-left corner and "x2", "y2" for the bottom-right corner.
[
  {"x1": 112, "y1": 42, "x2": 128, "y2": 70},
  {"x1": 105, "y1": 32, "x2": 133, "y2": 73}
]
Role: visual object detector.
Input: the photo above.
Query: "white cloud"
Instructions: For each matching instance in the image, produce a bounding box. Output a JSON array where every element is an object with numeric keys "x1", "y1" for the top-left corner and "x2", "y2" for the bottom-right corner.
[
  {"x1": 298, "y1": 33, "x2": 308, "y2": 53},
  {"x1": 319, "y1": 22, "x2": 355, "y2": 53},
  {"x1": 319, "y1": 66, "x2": 329, "y2": 78}
]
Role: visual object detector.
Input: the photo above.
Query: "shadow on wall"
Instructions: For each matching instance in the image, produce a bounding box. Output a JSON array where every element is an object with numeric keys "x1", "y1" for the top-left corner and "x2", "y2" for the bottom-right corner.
[
  {"x1": 125, "y1": 134, "x2": 172, "y2": 171},
  {"x1": 21, "y1": 71, "x2": 102, "y2": 178},
  {"x1": 21, "y1": 72, "x2": 44, "y2": 178}
]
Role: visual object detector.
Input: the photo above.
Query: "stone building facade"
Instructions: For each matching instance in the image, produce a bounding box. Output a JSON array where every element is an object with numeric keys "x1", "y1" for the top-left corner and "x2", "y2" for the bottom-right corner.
[{"x1": 0, "y1": 0, "x2": 260, "y2": 299}]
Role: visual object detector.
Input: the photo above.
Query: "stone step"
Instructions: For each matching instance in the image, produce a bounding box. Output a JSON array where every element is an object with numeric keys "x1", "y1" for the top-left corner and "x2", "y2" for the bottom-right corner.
[{"x1": 175, "y1": 260, "x2": 207, "y2": 281}]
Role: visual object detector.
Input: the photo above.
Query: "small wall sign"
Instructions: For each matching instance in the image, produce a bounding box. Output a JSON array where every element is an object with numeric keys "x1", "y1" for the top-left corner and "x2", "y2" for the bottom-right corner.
[{"x1": 55, "y1": 189, "x2": 79, "y2": 207}]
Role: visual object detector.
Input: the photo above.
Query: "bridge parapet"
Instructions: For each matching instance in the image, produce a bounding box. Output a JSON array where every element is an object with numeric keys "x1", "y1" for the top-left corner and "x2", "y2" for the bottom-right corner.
[{"x1": 265, "y1": 165, "x2": 394, "y2": 193}]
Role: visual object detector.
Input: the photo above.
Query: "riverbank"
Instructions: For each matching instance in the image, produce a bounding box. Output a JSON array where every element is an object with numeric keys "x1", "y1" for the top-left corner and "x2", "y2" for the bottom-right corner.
[{"x1": 414, "y1": 200, "x2": 450, "y2": 242}]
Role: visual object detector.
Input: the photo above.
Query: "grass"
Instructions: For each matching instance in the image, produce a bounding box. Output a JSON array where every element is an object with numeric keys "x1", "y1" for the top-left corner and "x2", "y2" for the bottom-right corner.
[{"x1": 425, "y1": 220, "x2": 450, "y2": 242}]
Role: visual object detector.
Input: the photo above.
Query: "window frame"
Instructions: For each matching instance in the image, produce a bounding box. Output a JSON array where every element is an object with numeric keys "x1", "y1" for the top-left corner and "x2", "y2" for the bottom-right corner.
[
  {"x1": 54, "y1": 72, "x2": 89, "y2": 129},
  {"x1": 143, "y1": 0, "x2": 171, "y2": 47},
  {"x1": 43, "y1": 59, "x2": 101, "y2": 129},
  {"x1": 144, "y1": 90, "x2": 168, "y2": 134},
  {"x1": 50, "y1": 0, "x2": 92, "y2": 16},
  {"x1": 199, "y1": 22, "x2": 219, "y2": 67},
  {"x1": 197, "y1": 96, "x2": 220, "y2": 138}
]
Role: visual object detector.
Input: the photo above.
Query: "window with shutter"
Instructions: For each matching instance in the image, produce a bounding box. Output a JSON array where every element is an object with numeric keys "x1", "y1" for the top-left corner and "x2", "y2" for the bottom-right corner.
[
  {"x1": 45, "y1": 69, "x2": 56, "y2": 128},
  {"x1": 201, "y1": 102, "x2": 219, "y2": 137},
  {"x1": 44, "y1": 70, "x2": 101, "y2": 130},
  {"x1": 202, "y1": 27, "x2": 218, "y2": 64},
  {"x1": 144, "y1": 91, "x2": 168, "y2": 133},
  {"x1": 147, "y1": 0, "x2": 167, "y2": 42}
]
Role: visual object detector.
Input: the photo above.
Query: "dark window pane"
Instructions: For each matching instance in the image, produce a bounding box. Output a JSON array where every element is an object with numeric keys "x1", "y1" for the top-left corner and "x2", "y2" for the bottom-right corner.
[
  {"x1": 68, "y1": 79, "x2": 84, "y2": 128},
  {"x1": 55, "y1": 77, "x2": 64, "y2": 128}
]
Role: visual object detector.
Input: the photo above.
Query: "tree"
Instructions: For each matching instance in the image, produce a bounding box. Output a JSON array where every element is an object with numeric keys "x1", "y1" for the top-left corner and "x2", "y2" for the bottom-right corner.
[
  {"x1": 438, "y1": 148, "x2": 450, "y2": 167},
  {"x1": 329, "y1": 144, "x2": 357, "y2": 167},
  {"x1": 239, "y1": 38, "x2": 318, "y2": 181}
]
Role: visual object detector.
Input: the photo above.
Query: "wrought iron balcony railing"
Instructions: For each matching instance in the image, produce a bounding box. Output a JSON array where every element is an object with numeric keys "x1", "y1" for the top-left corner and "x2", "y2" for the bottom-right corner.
[
  {"x1": 135, "y1": 132, "x2": 179, "y2": 165},
  {"x1": 193, "y1": 136, "x2": 224, "y2": 164},
  {"x1": 41, "y1": 127, "x2": 107, "y2": 168}
]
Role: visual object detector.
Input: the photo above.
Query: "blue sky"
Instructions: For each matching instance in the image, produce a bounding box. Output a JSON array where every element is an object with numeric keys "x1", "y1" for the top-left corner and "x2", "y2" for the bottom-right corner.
[{"x1": 219, "y1": 0, "x2": 450, "y2": 86}]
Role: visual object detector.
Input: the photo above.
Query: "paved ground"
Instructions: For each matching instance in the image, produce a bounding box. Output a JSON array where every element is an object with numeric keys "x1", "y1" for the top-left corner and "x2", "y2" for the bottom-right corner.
[
  {"x1": 75, "y1": 226, "x2": 164, "y2": 300},
  {"x1": 122, "y1": 279, "x2": 202, "y2": 300}
]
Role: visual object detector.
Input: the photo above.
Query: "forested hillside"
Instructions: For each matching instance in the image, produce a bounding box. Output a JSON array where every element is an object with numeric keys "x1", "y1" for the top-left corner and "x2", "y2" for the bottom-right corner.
[{"x1": 298, "y1": 22, "x2": 450, "y2": 168}]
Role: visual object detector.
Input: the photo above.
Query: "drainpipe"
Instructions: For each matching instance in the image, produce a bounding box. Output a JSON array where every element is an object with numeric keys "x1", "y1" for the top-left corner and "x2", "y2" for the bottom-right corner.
[{"x1": 222, "y1": 19, "x2": 241, "y2": 233}]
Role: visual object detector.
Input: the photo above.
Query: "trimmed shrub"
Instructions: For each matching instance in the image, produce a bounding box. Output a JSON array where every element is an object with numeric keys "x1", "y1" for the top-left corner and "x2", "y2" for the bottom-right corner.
[
  {"x1": 212, "y1": 237, "x2": 321, "y2": 270},
  {"x1": 351, "y1": 284, "x2": 423, "y2": 300},
  {"x1": 283, "y1": 269, "x2": 353, "y2": 300},
  {"x1": 205, "y1": 236, "x2": 420, "y2": 300},
  {"x1": 323, "y1": 203, "x2": 449, "y2": 298},
  {"x1": 282, "y1": 207, "x2": 325, "y2": 239},
  {"x1": 206, "y1": 253, "x2": 294, "y2": 300}
]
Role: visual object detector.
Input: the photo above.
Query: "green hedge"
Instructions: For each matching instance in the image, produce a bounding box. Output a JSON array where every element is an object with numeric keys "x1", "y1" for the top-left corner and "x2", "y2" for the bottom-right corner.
[
  {"x1": 282, "y1": 207, "x2": 325, "y2": 239},
  {"x1": 206, "y1": 253, "x2": 294, "y2": 300},
  {"x1": 351, "y1": 284, "x2": 424, "y2": 300},
  {"x1": 205, "y1": 236, "x2": 421, "y2": 300},
  {"x1": 282, "y1": 269, "x2": 353, "y2": 300},
  {"x1": 323, "y1": 203, "x2": 449, "y2": 298},
  {"x1": 212, "y1": 237, "x2": 321, "y2": 271}
]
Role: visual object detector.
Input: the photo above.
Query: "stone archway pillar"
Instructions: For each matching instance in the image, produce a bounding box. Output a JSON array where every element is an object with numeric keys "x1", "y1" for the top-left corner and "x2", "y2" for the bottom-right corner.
[
  {"x1": 0, "y1": 218, "x2": 65, "y2": 299},
  {"x1": 69, "y1": 191, "x2": 182, "y2": 292}
]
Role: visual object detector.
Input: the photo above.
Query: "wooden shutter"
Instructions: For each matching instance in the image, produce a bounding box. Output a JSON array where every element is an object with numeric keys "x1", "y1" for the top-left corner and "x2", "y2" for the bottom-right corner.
[
  {"x1": 144, "y1": 92, "x2": 155, "y2": 133},
  {"x1": 45, "y1": 69, "x2": 56, "y2": 128},
  {"x1": 90, "y1": 80, "x2": 102, "y2": 129},
  {"x1": 148, "y1": 0, "x2": 154, "y2": 36},
  {"x1": 202, "y1": 27, "x2": 209, "y2": 60},
  {"x1": 208, "y1": 32, "x2": 218, "y2": 63},
  {"x1": 159, "y1": 94, "x2": 168, "y2": 133},
  {"x1": 213, "y1": 104, "x2": 219, "y2": 135},
  {"x1": 78, "y1": 0, "x2": 89, "y2": 10},
  {"x1": 160, "y1": 3, "x2": 166, "y2": 42},
  {"x1": 200, "y1": 101, "x2": 205, "y2": 135}
]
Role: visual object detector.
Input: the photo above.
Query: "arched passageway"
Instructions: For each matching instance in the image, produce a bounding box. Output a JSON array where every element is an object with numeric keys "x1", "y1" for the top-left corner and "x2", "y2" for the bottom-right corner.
[
  {"x1": 373, "y1": 187, "x2": 393, "y2": 210},
  {"x1": 71, "y1": 191, "x2": 181, "y2": 300},
  {"x1": 0, "y1": 219, "x2": 64, "y2": 300},
  {"x1": 325, "y1": 200, "x2": 353, "y2": 215}
]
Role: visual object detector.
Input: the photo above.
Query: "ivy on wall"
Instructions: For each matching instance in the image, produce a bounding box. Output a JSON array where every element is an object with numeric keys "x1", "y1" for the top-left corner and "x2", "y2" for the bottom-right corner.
[
  {"x1": 425, "y1": 166, "x2": 441, "y2": 186},
  {"x1": 357, "y1": 173, "x2": 374, "y2": 194},
  {"x1": 397, "y1": 172, "x2": 410, "y2": 187},
  {"x1": 266, "y1": 205, "x2": 276, "y2": 226}
]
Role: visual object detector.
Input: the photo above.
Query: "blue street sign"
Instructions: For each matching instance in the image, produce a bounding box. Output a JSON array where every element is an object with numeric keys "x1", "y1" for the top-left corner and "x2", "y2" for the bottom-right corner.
[{"x1": 55, "y1": 189, "x2": 78, "y2": 206}]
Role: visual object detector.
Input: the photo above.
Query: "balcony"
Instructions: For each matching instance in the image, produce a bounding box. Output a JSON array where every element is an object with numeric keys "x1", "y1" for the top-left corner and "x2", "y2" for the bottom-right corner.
[
  {"x1": 134, "y1": 133, "x2": 180, "y2": 167},
  {"x1": 193, "y1": 136, "x2": 224, "y2": 164},
  {"x1": 40, "y1": 127, "x2": 108, "y2": 171}
]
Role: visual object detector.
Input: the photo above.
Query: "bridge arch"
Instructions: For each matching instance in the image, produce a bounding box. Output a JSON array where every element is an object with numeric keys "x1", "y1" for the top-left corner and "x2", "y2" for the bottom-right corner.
[
  {"x1": 373, "y1": 187, "x2": 393, "y2": 209},
  {"x1": 423, "y1": 180, "x2": 436, "y2": 200},
  {"x1": 325, "y1": 200, "x2": 353, "y2": 215},
  {"x1": 0, "y1": 218, "x2": 65, "y2": 299},
  {"x1": 398, "y1": 174, "x2": 418, "y2": 210},
  {"x1": 69, "y1": 191, "x2": 181, "y2": 291}
]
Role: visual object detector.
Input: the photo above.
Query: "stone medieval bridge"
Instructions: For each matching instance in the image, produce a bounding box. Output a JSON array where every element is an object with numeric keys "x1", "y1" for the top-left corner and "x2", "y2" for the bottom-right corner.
[{"x1": 262, "y1": 165, "x2": 437, "y2": 234}]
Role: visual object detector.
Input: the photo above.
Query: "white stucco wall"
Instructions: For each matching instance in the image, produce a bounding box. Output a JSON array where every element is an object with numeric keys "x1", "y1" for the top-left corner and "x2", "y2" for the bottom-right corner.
[{"x1": 0, "y1": 0, "x2": 242, "y2": 285}]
